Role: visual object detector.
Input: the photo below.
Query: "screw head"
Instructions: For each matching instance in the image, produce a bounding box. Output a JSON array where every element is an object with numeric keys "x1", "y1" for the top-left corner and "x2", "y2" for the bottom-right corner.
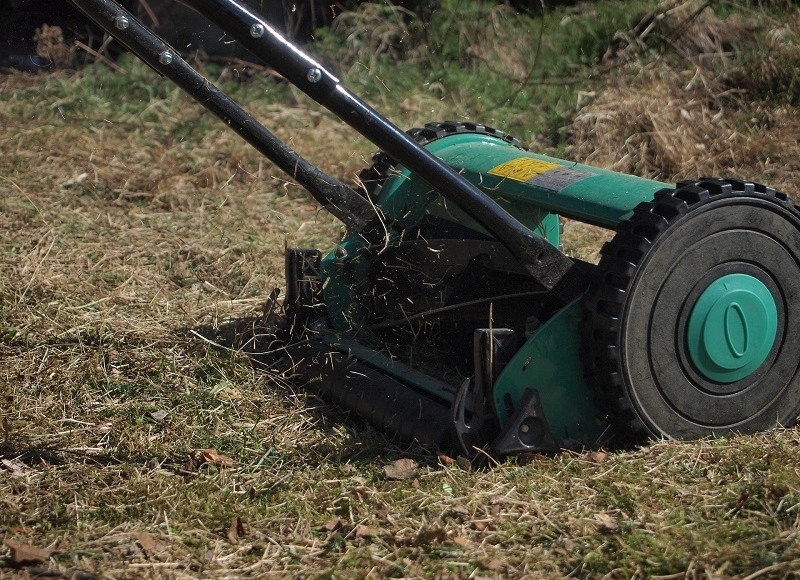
[
  {"x1": 307, "y1": 68, "x2": 322, "y2": 83},
  {"x1": 158, "y1": 51, "x2": 173, "y2": 65},
  {"x1": 309, "y1": 318, "x2": 329, "y2": 332},
  {"x1": 114, "y1": 16, "x2": 130, "y2": 30},
  {"x1": 250, "y1": 22, "x2": 265, "y2": 38}
]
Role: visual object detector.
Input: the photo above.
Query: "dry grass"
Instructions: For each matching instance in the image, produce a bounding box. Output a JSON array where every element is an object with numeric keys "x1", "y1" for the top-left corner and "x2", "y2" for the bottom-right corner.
[
  {"x1": 328, "y1": 2, "x2": 426, "y2": 70},
  {"x1": 2, "y1": 2, "x2": 800, "y2": 577},
  {"x1": 570, "y1": 71, "x2": 800, "y2": 188},
  {"x1": 569, "y1": 1, "x2": 800, "y2": 191}
]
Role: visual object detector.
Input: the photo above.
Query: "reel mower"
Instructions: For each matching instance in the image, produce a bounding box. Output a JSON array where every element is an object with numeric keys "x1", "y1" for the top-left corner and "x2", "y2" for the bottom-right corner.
[{"x1": 68, "y1": 0, "x2": 800, "y2": 457}]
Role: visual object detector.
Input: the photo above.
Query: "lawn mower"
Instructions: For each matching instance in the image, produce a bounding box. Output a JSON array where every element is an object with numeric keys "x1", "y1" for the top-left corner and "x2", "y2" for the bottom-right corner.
[{"x1": 67, "y1": 0, "x2": 800, "y2": 458}]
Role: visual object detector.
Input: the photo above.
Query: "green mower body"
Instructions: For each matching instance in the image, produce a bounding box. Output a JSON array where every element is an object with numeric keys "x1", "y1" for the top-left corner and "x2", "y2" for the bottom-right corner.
[
  {"x1": 281, "y1": 125, "x2": 800, "y2": 455},
  {"x1": 314, "y1": 129, "x2": 668, "y2": 451}
]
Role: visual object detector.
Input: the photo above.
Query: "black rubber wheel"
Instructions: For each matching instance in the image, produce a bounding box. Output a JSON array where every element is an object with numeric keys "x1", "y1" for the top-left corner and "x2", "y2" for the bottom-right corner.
[
  {"x1": 583, "y1": 179, "x2": 800, "y2": 440},
  {"x1": 356, "y1": 121, "x2": 522, "y2": 200}
]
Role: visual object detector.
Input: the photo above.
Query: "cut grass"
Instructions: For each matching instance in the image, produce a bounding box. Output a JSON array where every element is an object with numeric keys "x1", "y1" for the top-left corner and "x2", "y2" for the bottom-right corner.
[{"x1": 2, "y1": 0, "x2": 800, "y2": 578}]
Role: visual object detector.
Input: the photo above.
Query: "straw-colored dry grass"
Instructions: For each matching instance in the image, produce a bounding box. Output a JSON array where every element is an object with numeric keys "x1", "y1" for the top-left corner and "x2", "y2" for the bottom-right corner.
[
  {"x1": 569, "y1": 1, "x2": 800, "y2": 191},
  {"x1": 3, "y1": 1, "x2": 800, "y2": 578}
]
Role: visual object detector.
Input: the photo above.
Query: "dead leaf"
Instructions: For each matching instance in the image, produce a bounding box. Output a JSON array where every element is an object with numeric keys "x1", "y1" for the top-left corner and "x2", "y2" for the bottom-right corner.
[
  {"x1": 438, "y1": 453, "x2": 455, "y2": 466},
  {"x1": 339, "y1": 463, "x2": 357, "y2": 476},
  {"x1": 452, "y1": 536, "x2": 469, "y2": 547},
  {"x1": 1, "y1": 458, "x2": 27, "y2": 477},
  {"x1": 4, "y1": 538, "x2": 51, "y2": 566},
  {"x1": 134, "y1": 531, "x2": 157, "y2": 552},
  {"x1": 150, "y1": 410, "x2": 169, "y2": 422},
  {"x1": 595, "y1": 512, "x2": 620, "y2": 533},
  {"x1": 197, "y1": 448, "x2": 235, "y2": 468},
  {"x1": 382, "y1": 458, "x2": 418, "y2": 481},
  {"x1": 484, "y1": 558, "x2": 507, "y2": 572},
  {"x1": 413, "y1": 527, "x2": 448, "y2": 545},
  {"x1": 471, "y1": 519, "x2": 495, "y2": 531},
  {"x1": 354, "y1": 524, "x2": 377, "y2": 538},
  {"x1": 324, "y1": 518, "x2": 344, "y2": 532},
  {"x1": 587, "y1": 450, "x2": 609, "y2": 463},
  {"x1": 60, "y1": 172, "x2": 89, "y2": 188},
  {"x1": 445, "y1": 505, "x2": 470, "y2": 518},
  {"x1": 227, "y1": 517, "x2": 245, "y2": 543},
  {"x1": 456, "y1": 456, "x2": 472, "y2": 471}
]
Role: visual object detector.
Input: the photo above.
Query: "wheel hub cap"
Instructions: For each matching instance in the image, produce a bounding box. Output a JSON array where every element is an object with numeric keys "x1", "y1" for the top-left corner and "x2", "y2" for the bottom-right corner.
[{"x1": 687, "y1": 273, "x2": 778, "y2": 383}]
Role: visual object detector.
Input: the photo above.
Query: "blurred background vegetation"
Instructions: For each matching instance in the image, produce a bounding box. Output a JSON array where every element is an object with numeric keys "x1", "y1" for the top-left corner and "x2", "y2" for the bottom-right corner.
[{"x1": 4, "y1": 0, "x2": 799, "y2": 177}]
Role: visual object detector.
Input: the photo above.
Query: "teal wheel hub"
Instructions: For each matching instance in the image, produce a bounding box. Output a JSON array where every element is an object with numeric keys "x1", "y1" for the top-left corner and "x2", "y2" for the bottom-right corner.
[{"x1": 687, "y1": 273, "x2": 778, "y2": 383}]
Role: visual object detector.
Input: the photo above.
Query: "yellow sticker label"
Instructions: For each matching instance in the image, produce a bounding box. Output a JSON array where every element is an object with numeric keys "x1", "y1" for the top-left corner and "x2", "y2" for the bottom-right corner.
[{"x1": 487, "y1": 158, "x2": 562, "y2": 182}]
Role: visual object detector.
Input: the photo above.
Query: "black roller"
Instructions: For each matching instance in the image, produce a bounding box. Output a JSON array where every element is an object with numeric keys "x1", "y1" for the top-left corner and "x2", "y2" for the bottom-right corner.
[
  {"x1": 281, "y1": 341, "x2": 454, "y2": 447},
  {"x1": 583, "y1": 179, "x2": 800, "y2": 439}
]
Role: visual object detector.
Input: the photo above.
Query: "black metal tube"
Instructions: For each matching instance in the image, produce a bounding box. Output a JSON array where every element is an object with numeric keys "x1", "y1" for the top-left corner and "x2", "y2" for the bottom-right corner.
[
  {"x1": 179, "y1": 0, "x2": 589, "y2": 302},
  {"x1": 66, "y1": 0, "x2": 376, "y2": 232}
]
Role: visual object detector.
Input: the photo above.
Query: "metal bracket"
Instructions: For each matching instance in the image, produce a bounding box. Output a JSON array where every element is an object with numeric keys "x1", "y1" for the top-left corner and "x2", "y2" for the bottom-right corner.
[
  {"x1": 451, "y1": 328, "x2": 517, "y2": 457},
  {"x1": 285, "y1": 248, "x2": 326, "y2": 333},
  {"x1": 490, "y1": 388, "x2": 558, "y2": 455}
]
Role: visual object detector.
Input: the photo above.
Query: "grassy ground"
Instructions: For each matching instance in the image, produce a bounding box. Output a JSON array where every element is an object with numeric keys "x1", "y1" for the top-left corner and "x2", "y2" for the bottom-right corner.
[{"x1": 2, "y1": 0, "x2": 800, "y2": 578}]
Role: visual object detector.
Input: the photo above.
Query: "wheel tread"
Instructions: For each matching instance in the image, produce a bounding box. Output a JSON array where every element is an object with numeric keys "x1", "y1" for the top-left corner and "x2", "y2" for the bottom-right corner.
[
  {"x1": 356, "y1": 121, "x2": 522, "y2": 200},
  {"x1": 582, "y1": 178, "x2": 799, "y2": 438}
]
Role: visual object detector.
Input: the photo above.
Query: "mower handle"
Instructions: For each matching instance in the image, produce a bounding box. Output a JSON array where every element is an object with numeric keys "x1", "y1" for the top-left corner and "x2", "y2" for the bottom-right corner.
[{"x1": 67, "y1": 0, "x2": 588, "y2": 302}]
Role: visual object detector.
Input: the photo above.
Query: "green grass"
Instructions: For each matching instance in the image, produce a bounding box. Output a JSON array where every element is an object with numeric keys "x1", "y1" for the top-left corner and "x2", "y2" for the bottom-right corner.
[{"x1": 313, "y1": 0, "x2": 662, "y2": 150}]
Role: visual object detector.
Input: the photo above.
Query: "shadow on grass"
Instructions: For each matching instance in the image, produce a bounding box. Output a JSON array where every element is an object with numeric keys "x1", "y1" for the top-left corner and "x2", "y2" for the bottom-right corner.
[
  {"x1": 184, "y1": 297, "x2": 442, "y2": 463},
  {"x1": 0, "y1": 437, "x2": 141, "y2": 469}
]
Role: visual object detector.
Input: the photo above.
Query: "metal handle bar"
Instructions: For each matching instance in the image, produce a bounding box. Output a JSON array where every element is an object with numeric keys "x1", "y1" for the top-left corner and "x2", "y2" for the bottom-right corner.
[{"x1": 67, "y1": 0, "x2": 588, "y2": 301}]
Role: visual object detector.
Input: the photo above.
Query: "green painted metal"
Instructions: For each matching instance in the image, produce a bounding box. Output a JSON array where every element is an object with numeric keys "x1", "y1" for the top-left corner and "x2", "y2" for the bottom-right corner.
[
  {"x1": 377, "y1": 134, "x2": 670, "y2": 229},
  {"x1": 686, "y1": 274, "x2": 778, "y2": 383},
  {"x1": 373, "y1": 134, "x2": 562, "y2": 244},
  {"x1": 493, "y1": 298, "x2": 605, "y2": 445},
  {"x1": 320, "y1": 240, "x2": 371, "y2": 332}
]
